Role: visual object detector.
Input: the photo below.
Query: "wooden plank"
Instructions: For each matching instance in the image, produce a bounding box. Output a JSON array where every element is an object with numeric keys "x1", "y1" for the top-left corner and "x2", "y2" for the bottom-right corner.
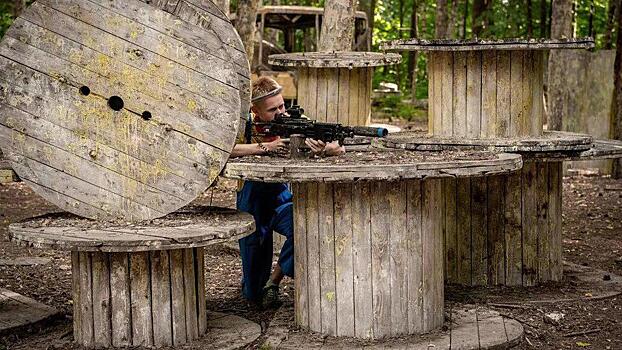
[
  {"x1": 362, "y1": 67, "x2": 373, "y2": 126},
  {"x1": 305, "y1": 183, "x2": 322, "y2": 332},
  {"x1": 487, "y1": 175, "x2": 506, "y2": 285},
  {"x1": 452, "y1": 51, "x2": 467, "y2": 137},
  {"x1": 427, "y1": 54, "x2": 436, "y2": 135},
  {"x1": 297, "y1": 68, "x2": 308, "y2": 109},
  {"x1": 440, "y1": 52, "x2": 454, "y2": 136},
  {"x1": 522, "y1": 161, "x2": 538, "y2": 286},
  {"x1": 449, "y1": 308, "x2": 480, "y2": 348},
  {"x1": 71, "y1": 252, "x2": 82, "y2": 344},
  {"x1": 196, "y1": 248, "x2": 207, "y2": 335},
  {"x1": 316, "y1": 69, "x2": 329, "y2": 122},
  {"x1": 333, "y1": 183, "x2": 354, "y2": 336},
  {"x1": 351, "y1": 182, "x2": 373, "y2": 338},
  {"x1": 292, "y1": 184, "x2": 309, "y2": 328},
  {"x1": 348, "y1": 68, "x2": 360, "y2": 127},
  {"x1": 151, "y1": 250, "x2": 173, "y2": 346},
  {"x1": 471, "y1": 177, "x2": 488, "y2": 286},
  {"x1": 318, "y1": 183, "x2": 336, "y2": 335},
  {"x1": 110, "y1": 253, "x2": 131, "y2": 347},
  {"x1": 496, "y1": 50, "x2": 511, "y2": 137},
  {"x1": 481, "y1": 51, "x2": 497, "y2": 138},
  {"x1": 455, "y1": 179, "x2": 472, "y2": 285},
  {"x1": 337, "y1": 69, "x2": 351, "y2": 131},
  {"x1": 0, "y1": 288, "x2": 58, "y2": 335},
  {"x1": 306, "y1": 68, "x2": 319, "y2": 122},
  {"x1": 536, "y1": 162, "x2": 550, "y2": 283},
  {"x1": 521, "y1": 51, "x2": 534, "y2": 136},
  {"x1": 77, "y1": 252, "x2": 94, "y2": 346},
  {"x1": 92, "y1": 252, "x2": 111, "y2": 347},
  {"x1": 130, "y1": 252, "x2": 153, "y2": 346},
  {"x1": 509, "y1": 50, "x2": 524, "y2": 137},
  {"x1": 370, "y1": 181, "x2": 391, "y2": 336},
  {"x1": 532, "y1": 51, "x2": 545, "y2": 135},
  {"x1": 466, "y1": 51, "x2": 483, "y2": 138},
  {"x1": 170, "y1": 250, "x2": 187, "y2": 345},
  {"x1": 443, "y1": 178, "x2": 457, "y2": 283},
  {"x1": 505, "y1": 171, "x2": 523, "y2": 286},
  {"x1": 326, "y1": 69, "x2": 340, "y2": 124},
  {"x1": 389, "y1": 180, "x2": 408, "y2": 336},
  {"x1": 422, "y1": 179, "x2": 443, "y2": 330},
  {"x1": 548, "y1": 162, "x2": 563, "y2": 281},
  {"x1": 432, "y1": 51, "x2": 443, "y2": 135},
  {"x1": 183, "y1": 248, "x2": 199, "y2": 340},
  {"x1": 406, "y1": 180, "x2": 423, "y2": 333}
]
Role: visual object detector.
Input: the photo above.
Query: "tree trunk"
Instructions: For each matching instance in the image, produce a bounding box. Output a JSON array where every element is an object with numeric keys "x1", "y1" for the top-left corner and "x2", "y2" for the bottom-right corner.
[
  {"x1": 367, "y1": 0, "x2": 377, "y2": 48},
  {"x1": 13, "y1": 0, "x2": 25, "y2": 17},
  {"x1": 472, "y1": 0, "x2": 491, "y2": 37},
  {"x1": 540, "y1": 0, "x2": 547, "y2": 37},
  {"x1": 447, "y1": 0, "x2": 458, "y2": 38},
  {"x1": 527, "y1": 0, "x2": 533, "y2": 37},
  {"x1": 212, "y1": 0, "x2": 230, "y2": 17},
  {"x1": 408, "y1": 0, "x2": 419, "y2": 103},
  {"x1": 612, "y1": 0, "x2": 622, "y2": 178},
  {"x1": 604, "y1": 0, "x2": 619, "y2": 49},
  {"x1": 462, "y1": 0, "x2": 469, "y2": 39},
  {"x1": 235, "y1": 0, "x2": 261, "y2": 60},
  {"x1": 435, "y1": 0, "x2": 450, "y2": 38},
  {"x1": 546, "y1": 0, "x2": 574, "y2": 131},
  {"x1": 319, "y1": 0, "x2": 356, "y2": 51}
]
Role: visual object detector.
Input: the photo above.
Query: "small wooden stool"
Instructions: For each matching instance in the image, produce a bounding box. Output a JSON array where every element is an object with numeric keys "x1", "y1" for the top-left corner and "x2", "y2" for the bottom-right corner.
[
  {"x1": 9, "y1": 207, "x2": 254, "y2": 348},
  {"x1": 224, "y1": 150, "x2": 522, "y2": 339}
]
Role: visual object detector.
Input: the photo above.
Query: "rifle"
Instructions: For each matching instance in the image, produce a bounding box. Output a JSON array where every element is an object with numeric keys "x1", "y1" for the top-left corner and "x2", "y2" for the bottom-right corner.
[{"x1": 254, "y1": 105, "x2": 388, "y2": 146}]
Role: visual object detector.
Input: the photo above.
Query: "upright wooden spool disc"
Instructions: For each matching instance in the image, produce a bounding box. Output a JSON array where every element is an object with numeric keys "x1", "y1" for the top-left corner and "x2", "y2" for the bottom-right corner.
[{"x1": 0, "y1": 0, "x2": 248, "y2": 221}]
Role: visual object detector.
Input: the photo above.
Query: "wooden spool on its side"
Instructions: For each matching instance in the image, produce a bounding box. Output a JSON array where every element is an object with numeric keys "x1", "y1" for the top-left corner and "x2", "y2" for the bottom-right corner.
[
  {"x1": 71, "y1": 248, "x2": 207, "y2": 348},
  {"x1": 292, "y1": 180, "x2": 444, "y2": 338},
  {"x1": 427, "y1": 50, "x2": 545, "y2": 138}
]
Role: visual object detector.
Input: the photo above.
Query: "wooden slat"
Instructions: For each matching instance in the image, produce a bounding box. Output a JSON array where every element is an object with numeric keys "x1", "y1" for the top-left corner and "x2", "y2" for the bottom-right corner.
[
  {"x1": 481, "y1": 51, "x2": 497, "y2": 138},
  {"x1": 305, "y1": 183, "x2": 321, "y2": 332},
  {"x1": 71, "y1": 252, "x2": 82, "y2": 344},
  {"x1": 337, "y1": 68, "x2": 350, "y2": 126},
  {"x1": 505, "y1": 171, "x2": 523, "y2": 285},
  {"x1": 532, "y1": 51, "x2": 545, "y2": 135},
  {"x1": 443, "y1": 178, "x2": 457, "y2": 283},
  {"x1": 466, "y1": 51, "x2": 482, "y2": 138},
  {"x1": 318, "y1": 183, "x2": 336, "y2": 335},
  {"x1": 370, "y1": 181, "x2": 391, "y2": 336},
  {"x1": 440, "y1": 52, "x2": 454, "y2": 136},
  {"x1": 536, "y1": 162, "x2": 550, "y2": 282},
  {"x1": 521, "y1": 51, "x2": 534, "y2": 136},
  {"x1": 292, "y1": 184, "x2": 309, "y2": 328},
  {"x1": 549, "y1": 162, "x2": 563, "y2": 281},
  {"x1": 183, "y1": 248, "x2": 199, "y2": 340},
  {"x1": 389, "y1": 180, "x2": 408, "y2": 336},
  {"x1": 306, "y1": 68, "x2": 319, "y2": 122},
  {"x1": 471, "y1": 177, "x2": 488, "y2": 286},
  {"x1": 130, "y1": 252, "x2": 153, "y2": 346},
  {"x1": 316, "y1": 69, "x2": 329, "y2": 122},
  {"x1": 509, "y1": 50, "x2": 524, "y2": 137},
  {"x1": 363, "y1": 67, "x2": 373, "y2": 126},
  {"x1": 348, "y1": 68, "x2": 360, "y2": 127},
  {"x1": 92, "y1": 252, "x2": 111, "y2": 347},
  {"x1": 170, "y1": 250, "x2": 187, "y2": 345},
  {"x1": 427, "y1": 54, "x2": 436, "y2": 135},
  {"x1": 196, "y1": 248, "x2": 207, "y2": 335},
  {"x1": 452, "y1": 51, "x2": 467, "y2": 137},
  {"x1": 326, "y1": 68, "x2": 339, "y2": 124},
  {"x1": 351, "y1": 182, "x2": 373, "y2": 338},
  {"x1": 522, "y1": 161, "x2": 538, "y2": 286},
  {"x1": 110, "y1": 253, "x2": 131, "y2": 347},
  {"x1": 455, "y1": 179, "x2": 472, "y2": 285},
  {"x1": 487, "y1": 175, "x2": 506, "y2": 285},
  {"x1": 422, "y1": 179, "x2": 443, "y2": 330},
  {"x1": 496, "y1": 50, "x2": 511, "y2": 137},
  {"x1": 406, "y1": 180, "x2": 423, "y2": 333},
  {"x1": 297, "y1": 68, "x2": 308, "y2": 109},
  {"x1": 150, "y1": 250, "x2": 172, "y2": 346},
  {"x1": 333, "y1": 183, "x2": 354, "y2": 336}
]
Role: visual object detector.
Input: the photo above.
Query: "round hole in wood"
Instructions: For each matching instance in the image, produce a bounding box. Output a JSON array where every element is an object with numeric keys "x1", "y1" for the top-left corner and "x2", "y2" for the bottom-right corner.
[
  {"x1": 79, "y1": 86, "x2": 90, "y2": 96},
  {"x1": 107, "y1": 96, "x2": 124, "y2": 111},
  {"x1": 141, "y1": 111, "x2": 152, "y2": 120}
]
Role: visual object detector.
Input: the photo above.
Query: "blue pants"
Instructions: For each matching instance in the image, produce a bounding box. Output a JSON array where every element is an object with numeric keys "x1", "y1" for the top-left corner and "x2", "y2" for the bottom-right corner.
[{"x1": 237, "y1": 181, "x2": 294, "y2": 301}]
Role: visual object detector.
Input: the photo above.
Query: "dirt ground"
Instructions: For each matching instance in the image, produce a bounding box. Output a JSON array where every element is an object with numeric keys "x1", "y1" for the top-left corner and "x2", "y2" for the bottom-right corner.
[{"x1": 1, "y1": 171, "x2": 622, "y2": 349}]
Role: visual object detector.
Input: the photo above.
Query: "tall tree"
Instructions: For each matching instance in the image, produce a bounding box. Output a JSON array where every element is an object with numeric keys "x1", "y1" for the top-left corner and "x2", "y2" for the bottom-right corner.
[
  {"x1": 13, "y1": 0, "x2": 25, "y2": 17},
  {"x1": 408, "y1": 0, "x2": 420, "y2": 103},
  {"x1": 547, "y1": 0, "x2": 575, "y2": 131},
  {"x1": 612, "y1": 0, "x2": 622, "y2": 178},
  {"x1": 435, "y1": 0, "x2": 450, "y2": 37},
  {"x1": 527, "y1": 0, "x2": 534, "y2": 37},
  {"x1": 604, "y1": 0, "x2": 619, "y2": 49},
  {"x1": 540, "y1": 0, "x2": 547, "y2": 37},
  {"x1": 319, "y1": 0, "x2": 356, "y2": 51},
  {"x1": 472, "y1": 0, "x2": 492, "y2": 37},
  {"x1": 235, "y1": 0, "x2": 261, "y2": 60}
]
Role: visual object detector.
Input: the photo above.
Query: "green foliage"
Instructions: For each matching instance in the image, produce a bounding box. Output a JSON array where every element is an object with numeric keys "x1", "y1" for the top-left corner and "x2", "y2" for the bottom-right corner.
[
  {"x1": 0, "y1": 3, "x2": 15, "y2": 39},
  {"x1": 373, "y1": 94, "x2": 427, "y2": 121}
]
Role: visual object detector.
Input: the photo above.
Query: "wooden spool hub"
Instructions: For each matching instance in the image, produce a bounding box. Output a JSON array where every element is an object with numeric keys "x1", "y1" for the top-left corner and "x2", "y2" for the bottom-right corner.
[
  {"x1": 9, "y1": 208, "x2": 255, "y2": 348},
  {"x1": 381, "y1": 38, "x2": 595, "y2": 287},
  {"x1": 224, "y1": 150, "x2": 522, "y2": 338},
  {"x1": 0, "y1": 0, "x2": 249, "y2": 221},
  {"x1": 269, "y1": 52, "x2": 401, "y2": 126}
]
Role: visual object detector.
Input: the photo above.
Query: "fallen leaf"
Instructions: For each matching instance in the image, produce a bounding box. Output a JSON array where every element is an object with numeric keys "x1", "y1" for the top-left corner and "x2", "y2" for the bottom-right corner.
[{"x1": 576, "y1": 342, "x2": 591, "y2": 347}]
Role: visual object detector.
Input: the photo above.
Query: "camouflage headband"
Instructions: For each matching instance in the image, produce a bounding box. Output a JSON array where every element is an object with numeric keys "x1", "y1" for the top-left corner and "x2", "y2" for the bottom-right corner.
[{"x1": 251, "y1": 86, "x2": 283, "y2": 104}]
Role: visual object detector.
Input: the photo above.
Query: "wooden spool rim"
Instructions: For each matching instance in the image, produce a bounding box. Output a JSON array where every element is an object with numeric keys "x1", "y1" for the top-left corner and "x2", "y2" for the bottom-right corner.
[
  {"x1": 223, "y1": 152, "x2": 522, "y2": 183},
  {"x1": 268, "y1": 51, "x2": 402, "y2": 68},
  {"x1": 9, "y1": 208, "x2": 255, "y2": 252},
  {"x1": 525, "y1": 139, "x2": 622, "y2": 161},
  {"x1": 378, "y1": 130, "x2": 594, "y2": 153},
  {"x1": 380, "y1": 37, "x2": 595, "y2": 51}
]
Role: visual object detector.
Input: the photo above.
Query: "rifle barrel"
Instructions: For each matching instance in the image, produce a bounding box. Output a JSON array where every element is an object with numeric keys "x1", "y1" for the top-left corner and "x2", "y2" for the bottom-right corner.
[{"x1": 351, "y1": 126, "x2": 389, "y2": 138}]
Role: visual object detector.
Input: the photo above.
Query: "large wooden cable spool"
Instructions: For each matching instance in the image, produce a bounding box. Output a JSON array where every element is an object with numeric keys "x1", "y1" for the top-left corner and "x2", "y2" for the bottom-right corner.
[{"x1": 0, "y1": 0, "x2": 250, "y2": 221}]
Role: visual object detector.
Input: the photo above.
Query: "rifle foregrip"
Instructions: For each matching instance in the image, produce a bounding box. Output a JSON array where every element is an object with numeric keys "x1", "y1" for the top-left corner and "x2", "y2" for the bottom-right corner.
[{"x1": 351, "y1": 126, "x2": 389, "y2": 138}]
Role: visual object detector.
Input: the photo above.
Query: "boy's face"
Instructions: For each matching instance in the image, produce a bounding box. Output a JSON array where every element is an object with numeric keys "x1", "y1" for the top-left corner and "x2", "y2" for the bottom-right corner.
[{"x1": 251, "y1": 94, "x2": 286, "y2": 122}]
